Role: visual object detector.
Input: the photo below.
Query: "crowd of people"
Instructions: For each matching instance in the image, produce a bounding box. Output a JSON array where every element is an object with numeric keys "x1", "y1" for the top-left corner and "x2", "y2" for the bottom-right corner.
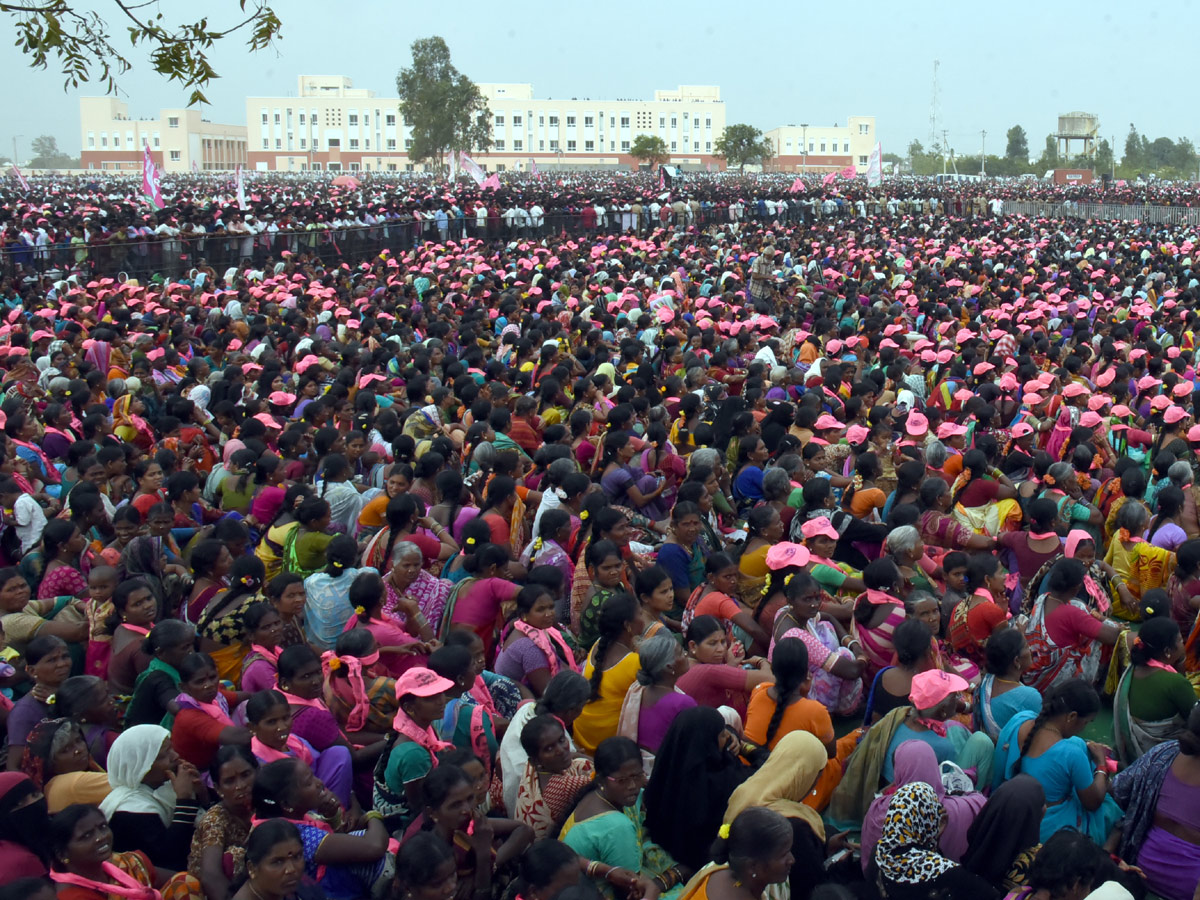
[{"x1": 0, "y1": 167, "x2": 1196, "y2": 900}]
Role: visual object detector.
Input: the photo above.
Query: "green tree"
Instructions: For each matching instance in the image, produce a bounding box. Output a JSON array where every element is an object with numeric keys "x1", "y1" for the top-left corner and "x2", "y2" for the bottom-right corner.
[
  {"x1": 713, "y1": 123, "x2": 772, "y2": 172},
  {"x1": 1123, "y1": 124, "x2": 1142, "y2": 169},
  {"x1": 3, "y1": 1, "x2": 280, "y2": 106},
  {"x1": 629, "y1": 134, "x2": 668, "y2": 167},
  {"x1": 27, "y1": 133, "x2": 73, "y2": 168},
  {"x1": 1005, "y1": 125, "x2": 1029, "y2": 161},
  {"x1": 1094, "y1": 138, "x2": 1114, "y2": 175},
  {"x1": 1037, "y1": 134, "x2": 1058, "y2": 170},
  {"x1": 396, "y1": 36, "x2": 491, "y2": 168}
]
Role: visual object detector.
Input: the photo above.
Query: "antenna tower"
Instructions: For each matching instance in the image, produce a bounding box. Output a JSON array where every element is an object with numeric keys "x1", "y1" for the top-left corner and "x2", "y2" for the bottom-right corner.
[{"x1": 929, "y1": 60, "x2": 940, "y2": 149}]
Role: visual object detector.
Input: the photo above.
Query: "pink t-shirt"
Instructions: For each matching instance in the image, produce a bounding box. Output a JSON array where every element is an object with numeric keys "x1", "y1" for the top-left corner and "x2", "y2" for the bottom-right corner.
[
  {"x1": 677, "y1": 663, "x2": 751, "y2": 718},
  {"x1": 450, "y1": 577, "x2": 520, "y2": 628},
  {"x1": 1045, "y1": 602, "x2": 1104, "y2": 647}
]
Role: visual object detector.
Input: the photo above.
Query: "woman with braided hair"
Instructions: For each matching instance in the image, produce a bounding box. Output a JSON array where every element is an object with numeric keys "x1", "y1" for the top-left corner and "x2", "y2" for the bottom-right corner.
[
  {"x1": 991, "y1": 678, "x2": 1123, "y2": 844},
  {"x1": 572, "y1": 593, "x2": 640, "y2": 755},
  {"x1": 743, "y1": 637, "x2": 835, "y2": 755}
]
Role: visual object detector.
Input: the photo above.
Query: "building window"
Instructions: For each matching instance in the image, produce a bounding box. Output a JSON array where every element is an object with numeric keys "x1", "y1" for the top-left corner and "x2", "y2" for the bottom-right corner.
[
  {"x1": 167, "y1": 116, "x2": 179, "y2": 128},
  {"x1": 566, "y1": 115, "x2": 576, "y2": 127},
  {"x1": 299, "y1": 113, "x2": 305, "y2": 125},
  {"x1": 706, "y1": 142, "x2": 712, "y2": 151},
  {"x1": 496, "y1": 164, "x2": 506, "y2": 172},
  {"x1": 169, "y1": 150, "x2": 181, "y2": 161},
  {"x1": 348, "y1": 114, "x2": 358, "y2": 126},
  {"x1": 566, "y1": 140, "x2": 576, "y2": 151},
  {"x1": 513, "y1": 115, "x2": 522, "y2": 126},
  {"x1": 584, "y1": 116, "x2": 594, "y2": 127},
  {"x1": 619, "y1": 116, "x2": 629, "y2": 128},
  {"x1": 548, "y1": 115, "x2": 558, "y2": 127},
  {"x1": 364, "y1": 139, "x2": 370, "y2": 149},
  {"x1": 619, "y1": 140, "x2": 629, "y2": 152},
  {"x1": 387, "y1": 163, "x2": 397, "y2": 171},
  {"x1": 706, "y1": 117, "x2": 712, "y2": 128},
  {"x1": 671, "y1": 117, "x2": 677, "y2": 128},
  {"x1": 659, "y1": 116, "x2": 665, "y2": 128},
  {"x1": 348, "y1": 139, "x2": 358, "y2": 149},
  {"x1": 549, "y1": 140, "x2": 559, "y2": 151},
  {"x1": 495, "y1": 140, "x2": 505, "y2": 151},
  {"x1": 87, "y1": 133, "x2": 95, "y2": 148},
  {"x1": 405, "y1": 139, "x2": 413, "y2": 149},
  {"x1": 513, "y1": 140, "x2": 523, "y2": 151},
  {"x1": 386, "y1": 114, "x2": 395, "y2": 126},
  {"x1": 495, "y1": 115, "x2": 504, "y2": 126},
  {"x1": 275, "y1": 138, "x2": 282, "y2": 149},
  {"x1": 152, "y1": 134, "x2": 160, "y2": 148},
  {"x1": 859, "y1": 123, "x2": 870, "y2": 134},
  {"x1": 262, "y1": 138, "x2": 268, "y2": 149},
  {"x1": 786, "y1": 141, "x2": 792, "y2": 152},
  {"x1": 386, "y1": 139, "x2": 396, "y2": 150},
  {"x1": 100, "y1": 135, "x2": 107, "y2": 147},
  {"x1": 693, "y1": 142, "x2": 699, "y2": 151},
  {"x1": 300, "y1": 138, "x2": 306, "y2": 149},
  {"x1": 539, "y1": 140, "x2": 544, "y2": 151},
  {"x1": 859, "y1": 156, "x2": 869, "y2": 165},
  {"x1": 273, "y1": 114, "x2": 280, "y2": 125},
  {"x1": 363, "y1": 114, "x2": 369, "y2": 126},
  {"x1": 820, "y1": 142, "x2": 826, "y2": 152},
  {"x1": 327, "y1": 138, "x2": 340, "y2": 148},
  {"x1": 585, "y1": 140, "x2": 594, "y2": 151},
  {"x1": 671, "y1": 141, "x2": 677, "y2": 151},
  {"x1": 261, "y1": 113, "x2": 268, "y2": 124}
]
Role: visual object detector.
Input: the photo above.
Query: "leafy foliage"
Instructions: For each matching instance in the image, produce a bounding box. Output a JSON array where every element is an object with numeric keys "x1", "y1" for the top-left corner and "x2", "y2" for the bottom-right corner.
[
  {"x1": 396, "y1": 36, "x2": 491, "y2": 167},
  {"x1": 27, "y1": 133, "x2": 76, "y2": 168},
  {"x1": 4, "y1": 1, "x2": 281, "y2": 106},
  {"x1": 713, "y1": 124, "x2": 772, "y2": 172},
  {"x1": 629, "y1": 134, "x2": 668, "y2": 166},
  {"x1": 1005, "y1": 125, "x2": 1028, "y2": 161}
]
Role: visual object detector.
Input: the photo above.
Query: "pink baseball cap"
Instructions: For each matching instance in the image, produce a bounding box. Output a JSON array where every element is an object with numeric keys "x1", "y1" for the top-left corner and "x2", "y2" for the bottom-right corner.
[
  {"x1": 906, "y1": 412, "x2": 929, "y2": 437},
  {"x1": 1080, "y1": 411, "x2": 1103, "y2": 428},
  {"x1": 972, "y1": 362, "x2": 995, "y2": 376},
  {"x1": 1188, "y1": 424, "x2": 1200, "y2": 442},
  {"x1": 1111, "y1": 404, "x2": 1133, "y2": 417},
  {"x1": 1095, "y1": 369, "x2": 1115, "y2": 388},
  {"x1": 846, "y1": 424, "x2": 870, "y2": 444},
  {"x1": 1011, "y1": 422, "x2": 1035, "y2": 439},
  {"x1": 1165, "y1": 405, "x2": 1189, "y2": 424},
  {"x1": 765, "y1": 542, "x2": 811, "y2": 570},
  {"x1": 1173, "y1": 382, "x2": 1194, "y2": 398},
  {"x1": 1151, "y1": 395, "x2": 1172, "y2": 411},
  {"x1": 267, "y1": 391, "x2": 296, "y2": 406},
  {"x1": 395, "y1": 667, "x2": 456, "y2": 699},
  {"x1": 800, "y1": 519, "x2": 840, "y2": 541},
  {"x1": 937, "y1": 423, "x2": 969, "y2": 439},
  {"x1": 909, "y1": 669, "x2": 970, "y2": 710},
  {"x1": 814, "y1": 415, "x2": 843, "y2": 431},
  {"x1": 1062, "y1": 383, "x2": 1089, "y2": 398}
]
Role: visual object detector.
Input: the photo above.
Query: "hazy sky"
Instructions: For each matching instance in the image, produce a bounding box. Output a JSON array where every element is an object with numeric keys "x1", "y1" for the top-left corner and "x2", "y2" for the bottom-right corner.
[{"x1": 3, "y1": 0, "x2": 1193, "y2": 161}]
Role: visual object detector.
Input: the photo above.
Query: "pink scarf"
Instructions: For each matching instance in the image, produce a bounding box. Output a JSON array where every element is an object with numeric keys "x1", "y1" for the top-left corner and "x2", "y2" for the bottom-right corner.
[
  {"x1": 249, "y1": 644, "x2": 280, "y2": 665},
  {"x1": 251, "y1": 734, "x2": 314, "y2": 766},
  {"x1": 468, "y1": 674, "x2": 498, "y2": 716},
  {"x1": 120, "y1": 623, "x2": 150, "y2": 637},
  {"x1": 175, "y1": 692, "x2": 233, "y2": 726},
  {"x1": 275, "y1": 686, "x2": 328, "y2": 711},
  {"x1": 1027, "y1": 531, "x2": 1058, "y2": 540},
  {"x1": 864, "y1": 588, "x2": 899, "y2": 606},
  {"x1": 915, "y1": 717, "x2": 951, "y2": 738},
  {"x1": 1146, "y1": 658, "x2": 1178, "y2": 673},
  {"x1": 393, "y1": 708, "x2": 453, "y2": 762},
  {"x1": 50, "y1": 862, "x2": 160, "y2": 899},
  {"x1": 321, "y1": 650, "x2": 380, "y2": 732},
  {"x1": 513, "y1": 621, "x2": 576, "y2": 676}
]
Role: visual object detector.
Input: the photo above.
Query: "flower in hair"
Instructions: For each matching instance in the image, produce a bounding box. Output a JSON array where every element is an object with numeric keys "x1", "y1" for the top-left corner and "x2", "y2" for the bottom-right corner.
[
  {"x1": 718, "y1": 823, "x2": 731, "y2": 839},
  {"x1": 328, "y1": 657, "x2": 342, "y2": 671},
  {"x1": 354, "y1": 606, "x2": 366, "y2": 616}
]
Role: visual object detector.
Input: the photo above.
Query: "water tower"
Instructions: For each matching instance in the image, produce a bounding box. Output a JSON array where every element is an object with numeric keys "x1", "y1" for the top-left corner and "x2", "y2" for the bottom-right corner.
[{"x1": 1057, "y1": 112, "x2": 1100, "y2": 161}]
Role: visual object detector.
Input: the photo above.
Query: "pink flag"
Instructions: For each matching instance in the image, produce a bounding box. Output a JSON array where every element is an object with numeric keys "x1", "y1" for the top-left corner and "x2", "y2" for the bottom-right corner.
[
  {"x1": 142, "y1": 144, "x2": 163, "y2": 209},
  {"x1": 9, "y1": 165, "x2": 29, "y2": 191},
  {"x1": 788, "y1": 177, "x2": 806, "y2": 193},
  {"x1": 191, "y1": 159, "x2": 199, "y2": 174},
  {"x1": 659, "y1": 168, "x2": 665, "y2": 190},
  {"x1": 481, "y1": 173, "x2": 501, "y2": 190},
  {"x1": 822, "y1": 171, "x2": 837, "y2": 186},
  {"x1": 236, "y1": 164, "x2": 247, "y2": 209},
  {"x1": 839, "y1": 165, "x2": 857, "y2": 179},
  {"x1": 459, "y1": 152, "x2": 486, "y2": 186},
  {"x1": 530, "y1": 158, "x2": 538, "y2": 176},
  {"x1": 706, "y1": 162, "x2": 713, "y2": 173}
]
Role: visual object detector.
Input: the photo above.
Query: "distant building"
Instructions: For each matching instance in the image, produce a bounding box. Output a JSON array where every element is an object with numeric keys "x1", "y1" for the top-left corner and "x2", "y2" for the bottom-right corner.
[
  {"x1": 244, "y1": 77, "x2": 727, "y2": 173},
  {"x1": 78, "y1": 97, "x2": 248, "y2": 173},
  {"x1": 763, "y1": 117, "x2": 878, "y2": 173}
]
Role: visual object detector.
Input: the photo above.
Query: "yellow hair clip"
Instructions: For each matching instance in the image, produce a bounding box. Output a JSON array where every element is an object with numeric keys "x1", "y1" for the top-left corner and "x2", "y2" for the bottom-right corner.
[
  {"x1": 784, "y1": 573, "x2": 794, "y2": 586},
  {"x1": 718, "y1": 823, "x2": 731, "y2": 840},
  {"x1": 580, "y1": 510, "x2": 589, "y2": 521},
  {"x1": 465, "y1": 536, "x2": 477, "y2": 546},
  {"x1": 354, "y1": 606, "x2": 366, "y2": 616},
  {"x1": 328, "y1": 658, "x2": 342, "y2": 672}
]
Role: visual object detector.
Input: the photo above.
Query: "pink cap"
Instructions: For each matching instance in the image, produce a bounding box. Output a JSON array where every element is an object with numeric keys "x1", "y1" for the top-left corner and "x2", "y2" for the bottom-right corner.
[
  {"x1": 909, "y1": 669, "x2": 970, "y2": 710},
  {"x1": 1062, "y1": 383, "x2": 1089, "y2": 398},
  {"x1": 814, "y1": 415, "x2": 843, "y2": 431},
  {"x1": 1165, "y1": 405, "x2": 1189, "y2": 424},
  {"x1": 1137, "y1": 375, "x2": 1160, "y2": 391},
  {"x1": 1080, "y1": 411, "x2": 1103, "y2": 428},
  {"x1": 972, "y1": 362, "x2": 995, "y2": 376},
  {"x1": 846, "y1": 424, "x2": 870, "y2": 444},
  {"x1": 1087, "y1": 395, "x2": 1111, "y2": 411},
  {"x1": 358, "y1": 373, "x2": 386, "y2": 389},
  {"x1": 826, "y1": 340, "x2": 844, "y2": 355},
  {"x1": 1173, "y1": 382, "x2": 1193, "y2": 398},
  {"x1": 906, "y1": 412, "x2": 929, "y2": 437},
  {"x1": 1151, "y1": 394, "x2": 1172, "y2": 411},
  {"x1": 267, "y1": 391, "x2": 296, "y2": 406},
  {"x1": 1187, "y1": 424, "x2": 1200, "y2": 442},
  {"x1": 937, "y1": 423, "x2": 969, "y2": 439},
  {"x1": 764, "y1": 542, "x2": 811, "y2": 570},
  {"x1": 253, "y1": 413, "x2": 282, "y2": 429},
  {"x1": 395, "y1": 667, "x2": 457, "y2": 699},
  {"x1": 1095, "y1": 370, "x2": 1115, "y2": 388},
  {"x1": 1011, "y1": 422, "x2": 1035, "y2": 438},
  {"x1": 1111, "y1": 404, "x2": 1133, "y2": 417},
  {"x1": 1023, "y1": 393, "x2": 1044, "y2": 405},
  {"x1": 800, "y1": 519, "x2": 840, "y2": 541}
]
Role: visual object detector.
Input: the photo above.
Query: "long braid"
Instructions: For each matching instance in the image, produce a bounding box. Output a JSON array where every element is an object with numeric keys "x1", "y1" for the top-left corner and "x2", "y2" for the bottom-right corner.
[
  {"x1": 587, "y1": 592, "x2": 638, "y2": 701},
  {"x1": 764, "y1": 638, "x2": 808, "y2": 747},
  {"x1": 1015, "y1": 706, "x2": 1051, "y2": 774}
]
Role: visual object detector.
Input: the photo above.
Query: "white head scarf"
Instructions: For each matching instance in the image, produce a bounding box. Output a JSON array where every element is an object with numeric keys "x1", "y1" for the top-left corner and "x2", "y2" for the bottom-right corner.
[{"x1": 99, "y1": 724, "x2": 176, "y2": 825}]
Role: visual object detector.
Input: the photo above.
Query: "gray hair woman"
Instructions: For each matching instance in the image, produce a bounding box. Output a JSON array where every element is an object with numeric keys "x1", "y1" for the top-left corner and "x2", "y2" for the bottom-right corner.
[
  {"x1": 616, "y1": 633, "x2": 694, "y2": 766},
  {"x1": 761, "y1": 467, "x2": 793, "y2": 504},
  {"x1": 886, "y1": 525, "x2": 924, "y2": 566},
  {"x1": 382, "y1": 539, "x2": 445, "y2": 644}
]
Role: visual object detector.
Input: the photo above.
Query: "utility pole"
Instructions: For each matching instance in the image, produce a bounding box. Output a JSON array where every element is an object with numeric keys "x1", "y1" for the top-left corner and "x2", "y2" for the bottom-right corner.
[
  {"x1": 11, "y1": 135, "x2": 21, "y2": 167},
  {"x1": 942, "y1": 130, "x2": 949, "y2": 175},
  {"x1": 800, "y1": 123, "x2": 808, "y2": 174},
  {"x1": 980, "y1": 130, "x2": 986, "y2": 175}
]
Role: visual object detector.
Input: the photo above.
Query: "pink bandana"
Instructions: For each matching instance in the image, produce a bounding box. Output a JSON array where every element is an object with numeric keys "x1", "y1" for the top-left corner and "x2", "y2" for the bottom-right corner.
[{"x1": 513, "y1": 621, "x2": 577, "y2": 676}]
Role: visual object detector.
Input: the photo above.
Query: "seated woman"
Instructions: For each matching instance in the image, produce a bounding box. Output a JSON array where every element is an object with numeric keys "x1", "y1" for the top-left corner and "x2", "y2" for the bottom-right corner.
[
  {"x1": 265, "y1": 572, "x2": 309, "y2": 650},
  {"x1": 599, "y1": 430, "x2": 669, "y2": 522},
  {"x1": 0, "y1": 772, "x2": 51, "y2": 884},
  {"x1": 247, "y1": 688, "x2": 355, "y2": 811},
  {"x1": 861, "y1": 740, "x2": 986, "y2": 868},
  {"x1": 677, "y1": 615, "x2": 774, "y2": 721},
  {"x1": 239, "y1": 601, "x2": 286, "y2": 694},
  {"x1": 346, "y1": 570, "x2": 433, "y2": 678},
  {"x1": 998, "y1": 499, "x2": 1067, "y2": 589},
  {"x1": 848, "y1": 558, "x2": 908, "y2": 680},
  {"x1": 47, "y1": 803, "x2": 202, "y2": 899},
  {"x1": 100, "y1": 724, "x2": 204, "y2": 873},
  {"x1": 188, "y1": 745, "x2": 257, "y2": 900},
  {"x1": 917, "y1": 477, "x2": 995, "y2": 552},
  {"x1": 770, "y1": 571, "x2": 866, "y2": 716},
  {"x1": 722, "y1": 733, "x2": 846, "y2": 899},
  {"x1": 862, "y1": 617, "x2": 935, "y2": 726},
  {"x1": 682, "y1": 807, "x2": 806, "y2": 900},
  {"x1": 49, "y1": 675, "x2": 120, "y2": 769},
  {"x1": 577, "y1": 540, "x2": 632, "y2": 652},
  {"x1": 1112, "y1": 704, "x2": 1200, "y2": 900},
  {"x1": 880, "y1": 669, "x2": 994, "y2": 787},
  {"x1": 252, "y1": 757, "x2": 390, "y2": 900},
  {"x1": 1106, "y1": 499, "x2": 1173, "y2": 617},
  {"x1": 948, "y1": 554, "x2": 1011, "y2": 667},
  {"x1": 1024, "y1": 558, "x2": 1124, "y2": 692},
  {"x1": 5, "y1": 634, "x2": 73, "y2": 770},
  {"x1": 681, "y1": 552, "x2": 771, "y2": 658},
  {"x1": 974, "y1": 627, "x2": 1042, "y2": 741},
  {"x1": 645, "y1": 707, "x2": 749, "y2": 875},
  {"x1": 572, "y1": 593, "x2": 641, "y2": 755},
  {"x1": 21, "y1": 718, "x2": 111, "y2": 814},
  {"x1": 870, "y1": 782, "x2": 1001, "y2": 900},
  {"x1": 744, "y1": 638, "x2": 835, "y2": 755},
  {"x1": 403, "y1": 761, "x2": 533, "y2": 899},
  {"x1": 615, "y1": 633, "x2": 696, "y2": 762},
  {"x1": 1114, "y1": 615, "x2": 1193, "y2": 765},
  {"x1": 104, "y1": 578, "x2": 156, "y2": 695},
  {"x1": 229, "y1": 818, "x2": 308, "y2": 900},
  {"x1": 323, "y1": 627, "x2": 399, "y2": 741},
  {"x1": 440, "y1": 542, "x2": 522, "y2": 659},
  {"x1": 124, "y1": 619, "x2": 195, "y2": 728},
  {"x1": 171, "y1": 652, "x2": 252, "y2": 770},
  {"x1": 303, "y1": 535, "x2": 369, "y2": 652},
  {"x1": 499, "y1": 670, "x2": 591, "y2": 815},
  {"x1": 992, "y1": 678, "x2": 1123, "y2": 845},
  {"x1": 195, "y1": 555, "x2": 266, "y2": 683},
  {"x1": 514, "y1": 714, "x2": 595, "y2": 839},
  {"x1": 961, "y1": 774, "x2": 1046, "y2": 893},
  {"x1": 735, "y1": 505, "x2": 786, "y2": 607},
  {"x1": 393, "y1": 833, "x2": 457, "y2": 900},
  {"x1": 494, "y1": 583, "x2": 579, "y2": 696},
  {"x1": 428, "y1": 644, "x2": 500, "y2": 771},
  {"x1": 561, "y1": 736, "x2": 689, "y2": 900},
  {"x1": 380, "y1": 539, "x2": 451, "y2": 638}
]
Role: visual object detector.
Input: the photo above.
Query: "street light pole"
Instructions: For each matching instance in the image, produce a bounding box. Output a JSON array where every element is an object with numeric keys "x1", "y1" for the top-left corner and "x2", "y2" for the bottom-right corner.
[
  {"x1": 980, "y1": 130, "x2": 986, "y2": 175},
  {"x1": 800, "y1": 123, "x2": 808, "y2": 175},
  {"x1": 12, "y1": 134, "x2": 21, "y2": 167}
]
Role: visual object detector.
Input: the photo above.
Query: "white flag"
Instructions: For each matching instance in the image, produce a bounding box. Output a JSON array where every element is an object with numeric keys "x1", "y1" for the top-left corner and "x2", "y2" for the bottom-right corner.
[
  {"x1": 236, "y1": 164, "x2": 247, "y2": 209},
  {"x1": 458, "y1": 152, "x2": 486, "y2": 186},
  {"x1": 448, "y1": 150, "x2": 458, "y2": 181},
  {"x1": 866, "y1": 142, "x2": 883, "y2": 188}
]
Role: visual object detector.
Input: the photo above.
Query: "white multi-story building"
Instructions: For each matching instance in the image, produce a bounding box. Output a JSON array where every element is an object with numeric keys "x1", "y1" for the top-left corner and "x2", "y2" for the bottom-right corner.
[
  {"x1": 763, "y1": 117, "x2": 878, "y2": 173},
  {"x1": 78, "y1": 97, "x2": 247, "y2": 173},
  {"x1": 244, "y1": 76, "x2": 726, "y2": 173}
]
